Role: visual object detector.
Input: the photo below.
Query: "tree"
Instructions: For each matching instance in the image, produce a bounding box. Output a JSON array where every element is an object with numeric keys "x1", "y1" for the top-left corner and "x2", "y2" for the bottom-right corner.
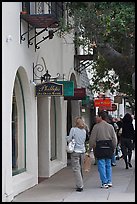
[{"x1": 59, "y1": 2, "x2": 135, "y2": 111}]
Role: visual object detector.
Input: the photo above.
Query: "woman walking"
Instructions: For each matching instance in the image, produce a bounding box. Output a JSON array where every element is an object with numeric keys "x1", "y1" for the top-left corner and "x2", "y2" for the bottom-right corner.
[
  {"x1": 67, "y1": 116, "x2": 86, "y2": 192},
  {"x1": 120, "y1": 113, "x2": 135, "y2": 169}
]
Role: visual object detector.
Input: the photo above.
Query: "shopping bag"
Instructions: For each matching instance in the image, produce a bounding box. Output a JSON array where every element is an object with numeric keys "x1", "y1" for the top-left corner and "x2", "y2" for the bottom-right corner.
[
  {"x1": 84, "y1": 154, "x2": 91, "y2": 172},
  {"x1": 117, "y1": 145, "x2": 123, "y2": 158},
  {"x1": 66, "y1": 139, "x2": 75, "y2": 153}
]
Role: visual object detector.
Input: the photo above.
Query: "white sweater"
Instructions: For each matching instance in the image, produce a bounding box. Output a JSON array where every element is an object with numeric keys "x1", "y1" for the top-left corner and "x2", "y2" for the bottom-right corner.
[{"x1": 67, "y1": 127, "x2": 86, "y2": 153}]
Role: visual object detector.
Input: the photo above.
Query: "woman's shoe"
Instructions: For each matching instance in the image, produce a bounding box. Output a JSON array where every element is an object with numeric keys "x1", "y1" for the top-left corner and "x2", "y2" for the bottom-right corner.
[
  {"x1": 125, "y1": 165, "x2": 129, "y2": 169},
  {"x1": 128, "y1": 162, "x2": 132, "y2": 168},
  {"x1": 76, "y1": 187, "x2": 83, "y2": 192}
]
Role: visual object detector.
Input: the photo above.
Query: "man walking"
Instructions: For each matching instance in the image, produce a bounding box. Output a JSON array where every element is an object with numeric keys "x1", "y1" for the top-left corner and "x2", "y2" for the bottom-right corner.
[{"x1": 89, "y1": 111, "x2": 117, "y2": 188}]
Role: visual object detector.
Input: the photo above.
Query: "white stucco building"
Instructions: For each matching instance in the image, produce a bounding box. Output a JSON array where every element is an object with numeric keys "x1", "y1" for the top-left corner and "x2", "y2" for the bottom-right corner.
[{"x1": 2, "y1": 2, "x2": 94, "y2": 202}]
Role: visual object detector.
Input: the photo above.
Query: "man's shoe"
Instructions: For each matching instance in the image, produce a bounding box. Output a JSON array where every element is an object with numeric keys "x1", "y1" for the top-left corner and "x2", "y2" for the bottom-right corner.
[
  {"x1": 101, "y1": 184, "x2": 108, "y2": 189},
  {"x1": 76, "y1": 187, "x2": 83, "y2": 192},
  {"x1": 108, "y1": 183, "x2": 112, "y2": 187},
  {"x1": 111, "y1": 163, "x2": 116, "y2": 166}
]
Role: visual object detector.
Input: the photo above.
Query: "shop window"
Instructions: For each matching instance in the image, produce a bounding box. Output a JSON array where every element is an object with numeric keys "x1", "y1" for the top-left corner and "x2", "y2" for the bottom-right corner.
[
  {"x1": 12, "y1": 74, "x2": 26, "y2": 176},
  {"x1": 50, "y1": 97, "x2": 57, "y2": 160}
]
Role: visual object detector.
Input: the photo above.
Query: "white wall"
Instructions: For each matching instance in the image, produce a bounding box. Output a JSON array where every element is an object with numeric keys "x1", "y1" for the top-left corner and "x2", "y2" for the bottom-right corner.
[
  {"x1": 118, "y1": 98, "x2": 125, "y2": 118},
  {"x1": 2, "y1": 2, "x2": 75, "y2": 201}
]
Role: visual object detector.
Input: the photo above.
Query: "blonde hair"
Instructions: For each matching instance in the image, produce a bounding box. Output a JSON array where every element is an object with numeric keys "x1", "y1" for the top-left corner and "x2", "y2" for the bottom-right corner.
[{"x1": 74, "y1": 116, "x2": 85, "y2": 129}]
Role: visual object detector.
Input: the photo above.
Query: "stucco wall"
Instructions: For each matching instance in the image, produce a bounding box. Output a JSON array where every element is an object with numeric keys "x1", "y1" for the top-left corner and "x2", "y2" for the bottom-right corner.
[{"x1": 2, "y1": 2, "x2": 76, "y2": 201}]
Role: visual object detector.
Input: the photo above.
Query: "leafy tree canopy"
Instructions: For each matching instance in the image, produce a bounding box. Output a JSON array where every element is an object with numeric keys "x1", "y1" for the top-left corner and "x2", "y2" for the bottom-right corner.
[
  {"x1": 59, "y1": 2, "x2": 135, "y2": 112},
  {"x1": 59, "y1": 2, "x2": 135, "y2": 98}
]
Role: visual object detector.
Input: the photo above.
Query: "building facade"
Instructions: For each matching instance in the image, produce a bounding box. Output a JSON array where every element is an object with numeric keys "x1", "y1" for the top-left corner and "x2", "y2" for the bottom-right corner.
[{"x1": 2, "y1": 2, "x2": 93, "y2": 201}]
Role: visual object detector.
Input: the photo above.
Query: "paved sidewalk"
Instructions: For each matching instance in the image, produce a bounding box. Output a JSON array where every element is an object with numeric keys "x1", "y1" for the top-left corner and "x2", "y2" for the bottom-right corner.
[{"x1": 13, "y1": 150, "x2": 135, "y2": 202}]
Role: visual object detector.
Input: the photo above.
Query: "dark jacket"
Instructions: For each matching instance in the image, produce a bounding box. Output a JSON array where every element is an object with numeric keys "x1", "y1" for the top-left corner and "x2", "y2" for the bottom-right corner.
[{"x1": 121, "y1": 113, "x2": 135, "y2": 140}]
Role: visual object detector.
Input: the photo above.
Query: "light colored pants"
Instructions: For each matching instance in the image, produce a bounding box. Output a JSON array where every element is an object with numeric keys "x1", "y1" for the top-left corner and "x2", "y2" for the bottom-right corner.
[
  {"x1": 97, "y1": 158, "x2": 112, "y2": 185},
  {"x1": 71, "y1": 152, "x2": 85, "y2": 188}
]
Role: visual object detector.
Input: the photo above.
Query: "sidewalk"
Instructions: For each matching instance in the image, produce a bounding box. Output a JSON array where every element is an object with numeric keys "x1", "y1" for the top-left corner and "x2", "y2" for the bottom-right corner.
[{"x1": 13, "y1": 150, "x2": 135, "y2": 202}]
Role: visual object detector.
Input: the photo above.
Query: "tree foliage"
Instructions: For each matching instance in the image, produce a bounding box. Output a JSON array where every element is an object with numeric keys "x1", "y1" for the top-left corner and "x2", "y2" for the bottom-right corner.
[{"x1": 59, "y1": 2, "x2": 135, "y2": 98}]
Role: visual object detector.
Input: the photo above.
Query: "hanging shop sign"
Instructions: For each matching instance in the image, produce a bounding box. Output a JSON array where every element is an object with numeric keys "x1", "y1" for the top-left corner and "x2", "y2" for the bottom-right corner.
[
  {"x1": 57, "y1": 81, "x2": 74, "y2": 96},
  {"x1": 94, "y1": 97, "x2": 111, "y2": 108},
  {"x1": 82, "y1": 96, "x2": 90, "y2": 105},
  {"x1": 64, "y1": 88, "x2": 86, "y2": 100},
  {"x1": 35, "y1": 82, "x2": 63, "y2": 96}
]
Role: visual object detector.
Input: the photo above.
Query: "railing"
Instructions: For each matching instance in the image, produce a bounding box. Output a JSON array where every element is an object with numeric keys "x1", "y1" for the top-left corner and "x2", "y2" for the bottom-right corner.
[
  {"x1": 22, "y1": 2, "x2": 64, "y2": 20},
  {"x1": 20, "y1": 2, "x2": 65, "y2": 51}
]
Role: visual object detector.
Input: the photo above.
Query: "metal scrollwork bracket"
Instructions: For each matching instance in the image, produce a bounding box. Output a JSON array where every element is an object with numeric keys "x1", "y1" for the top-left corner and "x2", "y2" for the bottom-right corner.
[{"x1": 33, "y1": 57, "x2": 65, "y2": 84}]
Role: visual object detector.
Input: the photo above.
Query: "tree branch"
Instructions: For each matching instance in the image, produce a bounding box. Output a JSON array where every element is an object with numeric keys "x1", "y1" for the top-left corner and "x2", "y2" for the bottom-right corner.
[{"x1": 97, "y1": 43, "x2": 135, "y2": 75}]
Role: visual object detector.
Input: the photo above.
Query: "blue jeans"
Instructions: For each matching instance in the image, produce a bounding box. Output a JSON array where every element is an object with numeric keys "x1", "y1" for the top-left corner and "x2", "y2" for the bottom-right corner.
[{"x1": 97, "y1": 159, "x2": 112, "y2": 185}]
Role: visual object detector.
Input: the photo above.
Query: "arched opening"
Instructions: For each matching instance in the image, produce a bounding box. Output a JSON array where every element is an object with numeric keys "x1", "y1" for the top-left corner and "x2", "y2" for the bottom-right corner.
[{"x1": 12, "y1": 72, "x2": 26, "y2": 176}]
